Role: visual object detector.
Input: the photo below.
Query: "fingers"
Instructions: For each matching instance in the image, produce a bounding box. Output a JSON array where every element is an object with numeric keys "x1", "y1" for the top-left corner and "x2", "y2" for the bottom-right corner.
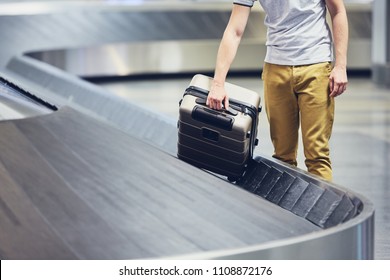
[
  {"x1": 208, "y1": 97, "x2": 229, "y2": 110},
  {"x1": 207, "y1": 96, "x2": 223, "y2": 110},
  {"x1": 329, "y1": 81, "x2": 347, "y2": 97},
  {"x1": 329, "y1": 77, "x2": 348, "y2": 98},
  {"x1": 207, "y1": 86, "x2": 228, "y2": 110},
  {"x1": 329, "y1": 67, "x2": 348, "y2": 98}
]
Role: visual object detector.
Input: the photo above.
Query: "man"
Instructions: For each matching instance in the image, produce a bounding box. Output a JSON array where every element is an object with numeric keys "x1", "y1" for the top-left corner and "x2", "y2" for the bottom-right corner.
[{"x1": 206, "y1": 0, "x2": 348, "y2": 181}]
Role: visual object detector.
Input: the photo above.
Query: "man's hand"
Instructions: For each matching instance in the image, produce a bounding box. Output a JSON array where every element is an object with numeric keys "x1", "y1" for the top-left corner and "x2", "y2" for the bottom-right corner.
[
  {"x1": 329, "y1": 65, "x2": 348, "y2": 97},
  {"x1": 206, "y1": 80, "x2": 229, "y2": 110}
]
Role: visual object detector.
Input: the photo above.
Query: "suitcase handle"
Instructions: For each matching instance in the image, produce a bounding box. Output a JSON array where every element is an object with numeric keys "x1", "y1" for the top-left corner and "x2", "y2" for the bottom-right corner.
[
  {"x1": 192, "y1": 106, "x2": 234, "y2": 131},
  {"x1": 186, "y1": 86, "x2": 260, "y2": 115},
  {"x1": 195, "y1": 97, "x2": 238, "y2": 116}
]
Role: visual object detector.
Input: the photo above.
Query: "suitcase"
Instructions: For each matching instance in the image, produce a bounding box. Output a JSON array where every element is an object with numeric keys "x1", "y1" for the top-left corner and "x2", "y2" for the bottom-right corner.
[{"x1": 177, "y1": 74, "x2": 261, "y2": 181}]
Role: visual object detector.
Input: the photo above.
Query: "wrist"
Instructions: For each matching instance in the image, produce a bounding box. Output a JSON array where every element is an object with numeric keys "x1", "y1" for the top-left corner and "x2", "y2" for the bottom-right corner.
[
  {"x1": 333, "y1": 63, "x2": 347, "y2": 71},
  {"x1": 212, "y1": 77, "x2": 225, "y2": 87}
]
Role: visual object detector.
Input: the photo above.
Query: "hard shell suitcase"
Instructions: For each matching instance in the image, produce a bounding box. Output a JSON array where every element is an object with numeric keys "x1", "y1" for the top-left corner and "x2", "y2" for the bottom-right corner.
[{"x1": 177, "y1": 74, "x2": 261, "y2": 181}]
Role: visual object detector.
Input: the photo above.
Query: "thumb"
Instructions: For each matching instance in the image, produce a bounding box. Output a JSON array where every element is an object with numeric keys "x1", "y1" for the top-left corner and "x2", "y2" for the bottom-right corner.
[
  {"x1": 329, "y1": 76, "x2": 334, "y2": 93},
  {"x1": 224, "y1": 96, "x2": 229, "y2": 110}
]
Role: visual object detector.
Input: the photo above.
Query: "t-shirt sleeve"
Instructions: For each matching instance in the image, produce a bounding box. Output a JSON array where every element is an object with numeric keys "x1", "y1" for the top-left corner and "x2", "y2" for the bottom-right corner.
[{"x1": 233, "y1": 0, "x2": 256, "y2": 7}]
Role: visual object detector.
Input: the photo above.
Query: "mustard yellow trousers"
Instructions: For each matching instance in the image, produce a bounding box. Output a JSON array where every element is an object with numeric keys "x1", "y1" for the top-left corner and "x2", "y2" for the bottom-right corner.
[{"x1": 262, "y1": 62, "x2": 335, "y2": 181}]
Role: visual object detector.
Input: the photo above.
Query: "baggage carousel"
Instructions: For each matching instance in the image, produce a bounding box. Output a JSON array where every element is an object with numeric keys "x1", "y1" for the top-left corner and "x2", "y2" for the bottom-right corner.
[{"x1": 0, "y1": 0, "x2": 375, "y2": 259}]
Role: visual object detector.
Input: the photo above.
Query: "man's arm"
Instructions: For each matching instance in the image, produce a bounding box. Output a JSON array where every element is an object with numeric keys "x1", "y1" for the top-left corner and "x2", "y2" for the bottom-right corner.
[
  {"x1": 326, "y1": 0, "x2": 349, "y2": 97},
  {"x1": 207, "y1": 4, "x2": 251, "y2": 110}
]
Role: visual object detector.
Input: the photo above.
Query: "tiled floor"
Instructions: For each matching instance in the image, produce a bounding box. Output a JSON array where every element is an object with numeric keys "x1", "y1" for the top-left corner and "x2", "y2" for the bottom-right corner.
[{"x1": 98, "y1": 75, "x2": 390, "y2": 260}]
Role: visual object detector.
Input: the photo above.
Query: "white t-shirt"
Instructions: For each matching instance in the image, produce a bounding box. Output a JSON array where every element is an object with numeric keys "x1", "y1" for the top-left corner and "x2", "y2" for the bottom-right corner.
[{"x1": 233, "y1": 0, "x2": 333, "y2": 65}]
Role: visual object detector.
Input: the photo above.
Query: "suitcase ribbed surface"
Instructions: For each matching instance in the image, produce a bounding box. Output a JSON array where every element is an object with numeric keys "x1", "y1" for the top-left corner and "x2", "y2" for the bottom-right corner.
[{"x1": 237, "y1": 157, "x2": 359, "y2": 228}]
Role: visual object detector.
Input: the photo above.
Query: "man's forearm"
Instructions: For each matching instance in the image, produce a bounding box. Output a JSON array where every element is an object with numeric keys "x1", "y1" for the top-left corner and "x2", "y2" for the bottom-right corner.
[
  {"x1": 207, "y1": 4, "x2": 251, "y2": 109},
  {"x1": 213, "y1": 4, "x2": 251, "y2": 85},
  {"x1": 213, "y1": 25, "x2": 244, "y2": 85},
  {"x1": 328, "y1": 3, "x2": 349, "y2": 68},
  {"x1": 327, "y1": 0, "x2": 349, "y2": 97}
]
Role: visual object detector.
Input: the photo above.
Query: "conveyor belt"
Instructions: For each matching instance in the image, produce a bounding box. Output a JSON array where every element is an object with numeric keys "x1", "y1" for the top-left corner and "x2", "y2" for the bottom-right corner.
[
  {"x1": 0, "y1": 76, "x2": 54, "y2": 121},
  {"x1": 238, "y1": 158, "x2": 360, "y2": 229},
  {"x1": 0, "y1": 107, "x2": 320, "y2": 259}
]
